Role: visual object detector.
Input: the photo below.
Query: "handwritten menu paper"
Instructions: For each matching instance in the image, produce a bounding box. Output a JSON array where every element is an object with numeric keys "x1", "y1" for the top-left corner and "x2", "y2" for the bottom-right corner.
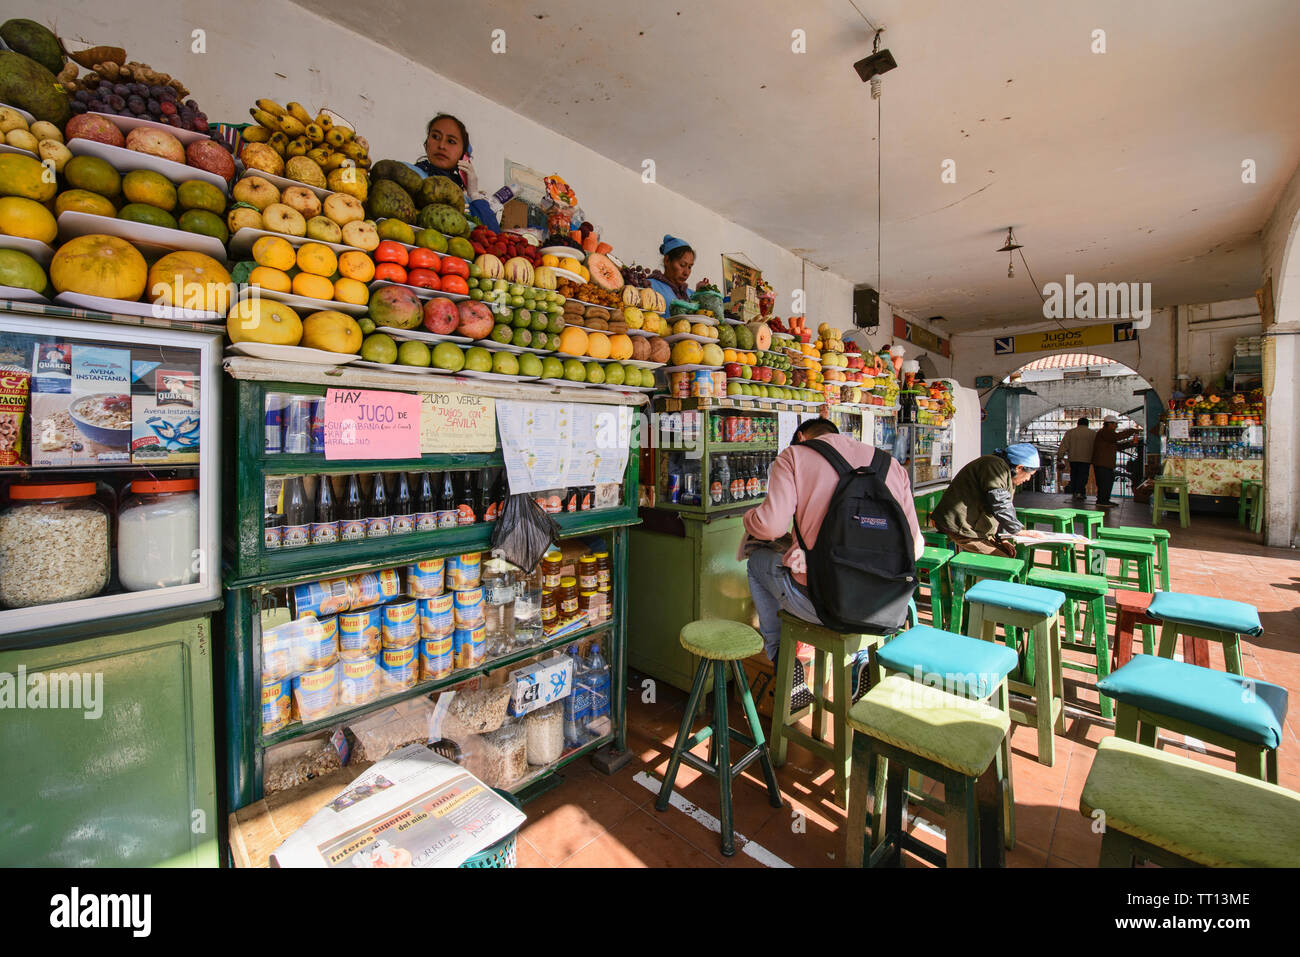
[
  {"x1": 496, "y1": 401, "x2": 631, "y2": 494},
  {"x1": 324, "y1": 388, "x2": 420, "y2": 460},
  {"x1": 1168, "y1": 418, "x2": 1190, "y2": 440},
  {"x1": 420, "y1": 393, "x2": 496, "y2": 453},
  {"x1": 777, "y1": 411, "x2": 801, "y2": 452}
]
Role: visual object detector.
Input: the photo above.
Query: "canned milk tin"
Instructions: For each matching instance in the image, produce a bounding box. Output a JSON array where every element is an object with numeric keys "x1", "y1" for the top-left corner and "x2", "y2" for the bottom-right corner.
[
  {"x1": 261, "y1": 677, "x2": 293, "y2": 735},
  {"x1": 338, "y1": 606, "x2": 382, "y2": 656},
  {"x1": 293, "y1": 578, "x2": 351, "y2": 618},
  {"x1": 378, "y1": 644, "x2": 418, "y2": 689},
  {"x1": 338, "y1": 654, "x2": 380, "y2": 706},
  {"x1": 292, "y1": 661, "x2": 338, "y2": 722},
  {"x1": 417, "y1": 593, "x2": 454, "y2": 639},
  {"x1": 453, "y1": 587, "x2": 485, "y2": 629},
  {"x1": 453, "y1": 625, "x2": 486, "y2": 669},
  {"x1": 406, "y1": 559, "x2": 445, "y2": 598},
  {"x1": 382, "y1": 599, "x2": 420, "y2": 648}
]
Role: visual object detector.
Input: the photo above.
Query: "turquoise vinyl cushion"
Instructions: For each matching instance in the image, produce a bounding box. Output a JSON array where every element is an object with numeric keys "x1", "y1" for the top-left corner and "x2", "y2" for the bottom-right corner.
[
  {"x1": 965, "y1": 579, "x2": 1065, "y2": 617},
  {"x1": 1148, "y1": 591, "x2": 1264, "y2": 638},
  {"x1": 877, "y1": 625, "x2": 1019, "y2": 698}
]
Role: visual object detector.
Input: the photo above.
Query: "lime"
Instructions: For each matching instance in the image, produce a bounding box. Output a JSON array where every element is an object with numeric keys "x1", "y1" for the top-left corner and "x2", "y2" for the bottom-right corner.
[
  {"x1": 358, "y1": 316, "x2": 376, "y2": 335},
  {"x1": 361, "y1": 333, "x2": 398, "y2": 364},
  {"x1": 468, "y1": 264, "x2": 481, "y2": 278},
  {"x1": 432, "y1": 342, "x2": 465, "y2": 371},
  {"x1": 397, "y1": 339, "x2": 431, "y2": 367}
]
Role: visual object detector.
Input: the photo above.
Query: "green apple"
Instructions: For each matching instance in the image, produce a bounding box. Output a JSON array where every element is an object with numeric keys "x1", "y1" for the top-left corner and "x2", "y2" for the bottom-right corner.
[
  {"x1": 741, "y1": 365, "x2": 753, "y2": 379},
  {"x1": 465, "y1": 347, "x2": 493, "y2": 372},
  {"x1": 492, "y1": 351, "x2": 520, "y2": 376},
  {"x1": 542, "y1": 356, "x2": 565, "y2": 379},
  {"x1": 360, "y1": 333, "x2": 398, "y2": 364},
  {"x1": 519, "y1": 353, "x2": 543, "y2": 377},
  {"x1": 358, "y1": 316, "x2": 376, "y2": 335},
  {"x1": 563, "y1": 359, "x2": 586, "y2": 382},
  {"x1": 586, "y1": 362, "x2": 606, "y2": 384},
  {"x1": 432, "y1": 342, "x2": 465, "y2": 371},
  {"x1": 727, "y1": 382, "x2": 743, "y2": 396},
  {"x1": 397, "y1": 340, "x2": 431, "y2": 367},
  {"x1": 604, "y1": 363, "x2": 625, "y2": 386},
  {"x1": 491, "y1": 323, "x2": 514, "y2": 344}
]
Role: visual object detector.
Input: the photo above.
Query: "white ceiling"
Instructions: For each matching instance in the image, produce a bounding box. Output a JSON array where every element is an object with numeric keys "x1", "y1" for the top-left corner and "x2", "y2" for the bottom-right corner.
[{"x1": 302, "y1": 0, "x2": 1300, "y2": 333}]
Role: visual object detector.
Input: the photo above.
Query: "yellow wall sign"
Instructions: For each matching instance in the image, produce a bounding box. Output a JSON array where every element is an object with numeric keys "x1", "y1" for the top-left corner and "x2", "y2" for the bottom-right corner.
[
  {"x1": 994, "y1": 322, "x2": 1134, "y2": 355},
  {"x1": 419, "y1": 393, "x2": 497, "y2": 453}
]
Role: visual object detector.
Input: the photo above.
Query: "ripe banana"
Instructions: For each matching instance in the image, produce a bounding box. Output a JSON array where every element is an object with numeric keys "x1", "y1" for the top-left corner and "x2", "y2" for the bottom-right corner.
[
  {"x1": 335, "y1": 126, "x2": 355, "y2": 143},
  {"x1": 305, "y1": 123, "x2": 325, "y2": 144},
  {"x1": 249, "y1": 108, "x2": 281, "y2": 131},
  {"x1": 306, "y1": 146, "x2": 331, "y2": 166},
  {"x1": 286, "y1": 102, "x2": 312, "y2": 125},
  {"x1": 340, "y1": 140, "x2": 367, "y2": 160},
  {"x1": 268, "y1": 131, "x2": 289, "y2": 155},
  {"x1": 277, "y1": 115, "x2": 306, "y2": 138},
  {"x1": 324, "y1": 128, "x2": 347, "y2": 149},
  {"x1": 286, "y1": 138, "x2": 310, "y2": 158},
  {"x1": 314, "y1": 112, "x2": 333, "y2": 131},
  {"x1": 323, "y1": 151, "x2": 349, "y2": 171},
  {"x1": 242, "y1": 125, "x2": 271, "y2": 143},
  {"x1": 255, "y1": 98, "x2": 286, "y2": 117}
]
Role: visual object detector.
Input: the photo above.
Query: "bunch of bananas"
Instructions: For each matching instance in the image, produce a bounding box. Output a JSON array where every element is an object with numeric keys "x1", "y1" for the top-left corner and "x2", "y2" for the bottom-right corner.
[{"x1": 245, "y1": 99, "x2": 371, "y2": 171}]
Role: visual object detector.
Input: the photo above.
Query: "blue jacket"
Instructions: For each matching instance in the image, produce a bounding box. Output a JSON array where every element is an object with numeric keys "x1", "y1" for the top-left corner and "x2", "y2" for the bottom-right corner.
[
  {"x1": 648, "y1": 276, "x2": 689, "y2": 309},
  {"x1": 412, "y1": 159, "x2": 499, "y2": 232}
]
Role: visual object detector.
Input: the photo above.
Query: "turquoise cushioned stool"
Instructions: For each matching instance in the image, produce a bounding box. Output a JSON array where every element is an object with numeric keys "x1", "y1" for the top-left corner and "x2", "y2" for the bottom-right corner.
[
  {"x1": 1096, "y1": 655, "x2": 1287, "y2": 783},
  {"x1": 1080, "y1": 737, "x2": 1300, "y2": 867},
  {"x1": 963, "y1": 579, "x2": 1067, "y2": 766},
  {"x1": 846, "y1": 675, "x2": 1010, "y2": 868},
  {"x1": 656, "y1": 620, "x2": 784, "y2": 856},
  {"x1": 1086, "y1": 539, "x2": 1158, "y2": 651},
  {"x1": 1026, "y1": 567, "x2": 1113, "y2": 717},
  {"x1": 870, "y1": 625, "x2": 1020, "y2": 848},
  {"x1": 946, "y1": 552, "x2": 1027, "y2": 634},
  {"x1": 1148, "y1": 591, "x2": 1263, "y2": 677}
]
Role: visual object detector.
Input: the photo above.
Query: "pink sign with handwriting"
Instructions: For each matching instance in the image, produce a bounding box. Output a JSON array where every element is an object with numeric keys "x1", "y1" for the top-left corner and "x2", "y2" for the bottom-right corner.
[{"x1": 324, "y1": 388, "x2": 421, "y2": 460}]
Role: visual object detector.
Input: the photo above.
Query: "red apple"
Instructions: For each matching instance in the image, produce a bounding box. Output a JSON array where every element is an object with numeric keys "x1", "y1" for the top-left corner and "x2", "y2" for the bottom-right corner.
[
  {"x1": 772, "y1": 370, "x2": 786, "y2": 386},
  {"x1": 456, "y1": 300, "x2": 495, "y2": 340},
  {"x1": 724, "y1": 362, "x2": 742, "y2": 378},
  {"x1": 422, "y1": 296, "x2": 459, "y2": 335},
  {"x1": 185, "y1": 139, "x2": 236, "y2": 183}
]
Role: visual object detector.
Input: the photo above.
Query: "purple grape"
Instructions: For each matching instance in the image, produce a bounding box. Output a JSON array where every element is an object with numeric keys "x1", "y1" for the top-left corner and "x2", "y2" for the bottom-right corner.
[
  {"x1": 167, "y1": 114, "x2": 182, "y2": 127},
  {"x1": 74, "y1": 89, "x2": 92, "y2": 103},
  {"x1": 185, "y1": 99, "x2": 197, "y2": 110},
  {"x1": 106, "y1": 94, "x2": 125, "y2": 110},
  {"x1": 113, "y1": 83, "x2": 130, "y2": 97},
  {"x1": 69, "y1": 101, "x2": 87, "y2": 114},
  {"x1": 193, "y1": 114, "x2": 208, "y2": 132},
  {"x1": 147, "y1": 99, "x2": 161, "y2": 115},
  {"x1": 127, "y1": 95, "x2": 145, "y2": 113},
  {"x1": 88, "y1": 99, "x2": 106, "y2": 112},
  {"x1": 132, "y1": 83, "x2": 148, "y2": 96}
]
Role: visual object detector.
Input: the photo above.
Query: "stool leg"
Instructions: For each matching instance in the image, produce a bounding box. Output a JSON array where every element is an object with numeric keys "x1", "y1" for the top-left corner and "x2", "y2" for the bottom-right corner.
[
  {"x1": 812, "y1": 647, "x2": 828, "y2": 743},
  {"x1": 1099, "y1": 829, "x2": 1135, "y2": 867},
  {"x1": 885, "y1": 757, "x2": 905, "y2": 868},
  {"x1": 950, "y1": 571, "x2": 966, "y2": 635},
  {"x1": 1226, "y1": 634, "x2": 1244, "y2": 676},
  {"x1": 1051, "y1": 617, "x2": 1066, "y2": 735},
  {"x1": 769, "y1": 631, "x2": 796, "y2": 767},
  {"x1": 1062, "y1": 596, "x2": 1078, "y2": 648},
  {"x1": 712, "y1": 660, "x2": 736, "y2": 857},
  {"x1": 1115, "y1": 608, "x2": 1136, "y2": 670},
  {"x1": 1156, "y1": 623, "x2": 1179, "y2": 659},
  {"x1": 1091, "y1": 596, "x2": 1113, "y2": 719},
  {"x1": 1235, "y1": 746, "x2": 1267, "y2": 781},
  {"x1": 943, "y1": 772, "x2": 979, "y2": 868},
  {"x1": 928, "y1": 570, "x2": 945, "y2": 629},
  {"x1": 976, "y1": 760, "x2": 1006, "y2": 867},
  {"x1": 996, "y1": 679, "x2": 1015, "y2": 850},
  {"x1": 832, "y1": 649, "x2": 851, "y2": 810},
  {"x1": 1032, "y1": 622, "x2": 1057, "y2": 766},
  {"x1": 1157, "y1": 541, "x2": 1170, "y2": 591},
  {"x1": 1267, "y1": 747, "x2": 1278, "y2": 785},
  {"x1": 731, "y1": 660, "x2": 783, "y2": 808},
  {"x1": 656, "y1": 658, "x2": 711, "y2": 812},
  {"x1": 846, "y1": 733, "x2": 871, "y2": 868}
]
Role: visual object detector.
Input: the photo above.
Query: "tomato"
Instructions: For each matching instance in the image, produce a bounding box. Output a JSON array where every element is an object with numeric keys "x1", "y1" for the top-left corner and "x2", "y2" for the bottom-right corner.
[
  {"x1": 374, "y1": 240, "x2": 409, "y2": 265},
  {"x1": 440, "y1": 257, "x2": 470, "y2": 279},
  {"x1": 440, "y1": 275, "x2": 469, "y2": 296},
  {"x1": 406, "y1": 269, "x2": 442, "y2": 289},
  {"x1": 408, "y1": 248, "x2": 441, "y2": 272},
  {"x1": 374, "y1": 262, "x2": 408, "y2": 283}
]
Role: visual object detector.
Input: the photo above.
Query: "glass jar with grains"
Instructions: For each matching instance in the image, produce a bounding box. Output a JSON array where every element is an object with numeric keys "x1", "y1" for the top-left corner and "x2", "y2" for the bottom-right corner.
[{"x1": 0, "y1": 482, "x2": 111, "y2": 608}]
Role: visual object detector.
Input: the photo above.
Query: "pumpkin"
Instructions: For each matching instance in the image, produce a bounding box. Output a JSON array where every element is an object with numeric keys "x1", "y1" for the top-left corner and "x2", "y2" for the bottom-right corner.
[
  {"x1": 474, "y1": 253, "x2": 504, "y2": 279},
  {"x1": 51, "y1": 234, "x2": 148, "y2": 301},
  {"x1": 585, "y1": 253, "x2": 623, "y2": 292}
]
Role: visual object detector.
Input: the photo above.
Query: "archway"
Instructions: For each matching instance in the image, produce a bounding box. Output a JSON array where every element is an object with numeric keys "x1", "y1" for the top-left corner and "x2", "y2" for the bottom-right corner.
[{"x1": 1019, "y1": 405, "x2": 1142, "y2": 497}]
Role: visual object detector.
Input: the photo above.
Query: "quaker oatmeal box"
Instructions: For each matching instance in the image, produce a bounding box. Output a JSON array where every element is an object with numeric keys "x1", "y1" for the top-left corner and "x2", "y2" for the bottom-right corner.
[
  {"x1": 30, "y1": 343, "x2": 132, "y2": 467},
  {"x1": 131, "y1": 358, "x2": 200, "y2": 464}
]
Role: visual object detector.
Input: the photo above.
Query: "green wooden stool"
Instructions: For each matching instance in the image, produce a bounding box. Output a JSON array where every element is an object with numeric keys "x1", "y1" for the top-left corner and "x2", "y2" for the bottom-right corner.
[
  {"x1": 1097, "y1": 654, "x2": 1287, "y2": 783},
  {"x1": 1237, "y1": 479, "x2": 1258, "y2": 525},
  {"x1": 1064, "y1": 508, "x2": 1104, "y2": 539},
  {"x1": 1086, "y1": 540, "x2": 1158, "y2": 652},
  {"x1": 923, "y1": 529, "x2": 953, "y2": 551},
  {"x1": 1080, "y1": 737, "x2": 1300, "y2": 867},
  {"x1": 1097, "y1": 526, "x2": 1171, "y2": 591},
  {"x1": 1015, "y1": 538, "x2": 1078, "y2": 574},
  {"x1": 1026, "y1": 568, "x2": 1113, "y2": 718},
  {"x1": 947, "y1": 552, "x2": 1027, "y2": 634},
  {"x1": 1152, "y1": 476, "x2": 1189, "y2": 528},
  {"x1": 846, "y1": 675, "x2": 1009, "y2": 868},
  {"x1": 964, "y1": 579, "x2": 1067, "y2": 766},
  {"x1": 1015, "y1": 507, "x2": 1074, "y2": 532},
  {"x1": 916, "y1": 548, "x2": 953, "y2": 630},
  {"x1": 656, "y1": 620, "x2": 784, "y2": 856},
  {"x1": 770, "y1": 612, "x2": 892, "y2": 809},
  {"x1": 1240, "y1": 480, "x2": 1264, "y2": 535}
]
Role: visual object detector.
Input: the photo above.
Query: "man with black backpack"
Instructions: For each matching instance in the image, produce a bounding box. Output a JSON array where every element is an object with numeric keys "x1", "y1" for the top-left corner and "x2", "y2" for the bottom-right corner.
[{"x1": 742, "y1": 418, "x2": 924, "y2": 686}]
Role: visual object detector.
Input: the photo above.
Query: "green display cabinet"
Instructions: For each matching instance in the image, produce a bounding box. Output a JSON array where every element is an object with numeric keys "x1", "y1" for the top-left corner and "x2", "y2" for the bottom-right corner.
[{"x1": 0, "y1": 615, "x2": 219, "y2": 867}]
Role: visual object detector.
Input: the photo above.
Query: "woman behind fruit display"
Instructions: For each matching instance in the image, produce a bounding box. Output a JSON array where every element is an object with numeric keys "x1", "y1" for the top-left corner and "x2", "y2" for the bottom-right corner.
[
  {"x1": 413, "y1": 113, "x2": 500, "y2": 232},
  {"x1": 647, "y1": 235, "x2": 695, "y2": 306}
]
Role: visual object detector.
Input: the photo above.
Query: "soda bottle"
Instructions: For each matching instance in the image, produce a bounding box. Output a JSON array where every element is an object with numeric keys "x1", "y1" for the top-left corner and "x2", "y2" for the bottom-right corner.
[
  {"x1": 712, "y1": 454, "x2": 729, "y2": 506},
  {"x1": 391, "y1": 471, "x2": 414, "y2": 535},
  {"x1": 366, "y1": 472, "x2": 390, "y2": 537},
  {"x1": 282, "y1": 476, "x2": 310, "y2": 548},
  {"x1": 340, "y1": 474, "x2": 366, "y2": 541},
  {"x1": 563, "y1": 643, "x2": 591, "y2": 747},
  {"x1": 486, "y1": 468, "x2": 507, "y2": 522},
  {"x1": 585, "y1": 642, "x2": 610, "y2": 729},
  {"x1": 415, "y1": 471, "x2": 438, "y2": 532},
  {"x1": 728, "y1": 453, "x2": 745, "y2": 502},
  {"x1": 455, "y1": 472, "x2": 476, "y2": 526},
  {"x1": 311, "y1": 474, "x2": 338, "y2": 545}
]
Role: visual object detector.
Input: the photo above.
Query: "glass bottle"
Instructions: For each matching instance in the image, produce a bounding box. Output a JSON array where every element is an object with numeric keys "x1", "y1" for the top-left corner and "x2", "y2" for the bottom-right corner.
[
  {"x1": 513, "y1": 561, "x2": 543, "y2": 647},
  {"x1": 340, "y1": 474, "x2": 366, "y2": 541},
  {"x1": 391, "y1": 471, "x2": 414, "y2": 535},
  {"x1": 416, "y1": 471, "x2": 438, "y2": 532},
  {"x1": 712, "y1": 454, "x2": 730, "y2": 506},
  {"x1": 366, "y1": 472, "x2": 390, "y2": 538},
  {"x1": 282, "y1": 476, "x2": 310, "y2": 548},
  {"x1": 455, "y1": 472, "x2": 476, "y2": 526},
  {"x1": 311, "y1": 474, "x2": 338, "y2": 545}
]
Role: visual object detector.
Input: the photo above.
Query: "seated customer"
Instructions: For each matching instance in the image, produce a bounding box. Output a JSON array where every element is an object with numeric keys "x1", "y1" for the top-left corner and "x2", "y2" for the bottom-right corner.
[
  {"x1": 930, "y1": 443, "x2": 1040, "y2": 556},
  {"x1": 741, "y1": 418, "x2": 924, "y2": 669}
]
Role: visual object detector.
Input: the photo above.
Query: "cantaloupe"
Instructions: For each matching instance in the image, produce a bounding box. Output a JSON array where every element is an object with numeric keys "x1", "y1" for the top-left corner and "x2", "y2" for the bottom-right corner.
[
  {"x1": 586, "y1": 252, "x2": 623, "y2": 292},
  {"x1": 50, "y1": 234, "x2": 148, "y2": 301},
  {"x1": 748, "y1": 321, "x2": 772, "y2": 351},
  {"x1": 147, "y1": 250, "x2": 233, "y2": 313}
]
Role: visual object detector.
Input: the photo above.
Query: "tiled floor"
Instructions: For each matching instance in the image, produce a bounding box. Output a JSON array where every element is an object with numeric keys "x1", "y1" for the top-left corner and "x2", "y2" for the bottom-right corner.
[{"x1": 515, "y1": 498, "x2": 1299, "y2": 867}]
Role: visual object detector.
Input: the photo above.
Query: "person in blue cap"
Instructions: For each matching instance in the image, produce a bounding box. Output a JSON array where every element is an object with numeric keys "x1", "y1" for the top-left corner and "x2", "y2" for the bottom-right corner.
[
  {"x1": 647, "y1": 235, "x2": 695, "y2": 306},
  {"x1": 930, "y1": 443, "x2": 1042, "y2": 555}
]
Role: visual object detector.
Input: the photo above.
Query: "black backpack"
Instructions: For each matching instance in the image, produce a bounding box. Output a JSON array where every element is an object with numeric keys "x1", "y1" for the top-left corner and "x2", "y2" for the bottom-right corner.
[{"x1": 792, "y1": 440, "x2": 917, "y2": 634}]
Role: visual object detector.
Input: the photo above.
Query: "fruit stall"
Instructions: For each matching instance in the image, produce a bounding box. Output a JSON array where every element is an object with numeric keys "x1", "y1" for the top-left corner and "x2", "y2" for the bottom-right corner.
[{"x1": 1160, "y1": 388, "x2": 1265, "y2": 505}]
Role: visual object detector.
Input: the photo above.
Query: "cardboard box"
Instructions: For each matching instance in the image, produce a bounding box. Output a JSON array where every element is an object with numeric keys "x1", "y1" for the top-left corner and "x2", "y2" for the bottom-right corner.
[
  {"x1": 506, "y1": 653, "x2": 573, "y2": 717},
  {"x1": 30, "y1": 343, "x2": 132, "y2": 467},
  {"x1": 131, "y1": 360, "x2": 200, "y2": 464}
]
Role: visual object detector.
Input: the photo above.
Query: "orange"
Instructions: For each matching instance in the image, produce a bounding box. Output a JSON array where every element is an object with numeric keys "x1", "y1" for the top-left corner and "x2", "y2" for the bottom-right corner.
[
  {"x1": 557, "y1": 326, "x2": 588, "y2": 357},
  {"x1": 608, "y1": 333, "x2": 633, "y2": 361},
  {"x1": 248, "y1": 265, "x2": 292, "y2": 293},
  {"x1": 251, "y1": 235, "x2": 296, "y2": 270},
  {"x1": 540, "y1": 254, "x2": 559, "y2": 268},
  {"x1": 296, "y1": 241, "x2": 338, "y2": 277},
  {"x1": 722, "y1": 348, "x2": 737, "y2": 364},
  {"x1": 337, "y1": 249, "x2": 375, "y2": 282},
  {"x1": 585, "y1": 331, "x2": 611, "y2": 360},
  {"x1": 292, "y1": 271, "x2": 335, "y2": 301},
  {"x1": 332, "y1": 276, "x2": 369, "y2": 305},
  {"x1": 0, "y1": 196, "x2": 57, "y2": 244}
]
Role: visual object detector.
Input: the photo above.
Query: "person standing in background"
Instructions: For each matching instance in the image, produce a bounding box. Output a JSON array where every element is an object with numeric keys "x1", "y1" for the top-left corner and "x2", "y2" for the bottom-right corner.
[
  {"x1": 1057, "y1": 417, "x2": 1096, "y2": 502},
  {"x1": 1091, "y1": 415, "x2": 1142, "y2": 508}
]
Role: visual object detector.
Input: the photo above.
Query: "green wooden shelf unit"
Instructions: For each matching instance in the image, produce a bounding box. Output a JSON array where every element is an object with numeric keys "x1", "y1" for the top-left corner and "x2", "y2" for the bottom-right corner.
[{"x1": 222, "y1": 374, "x2": 643, "y2": 812}]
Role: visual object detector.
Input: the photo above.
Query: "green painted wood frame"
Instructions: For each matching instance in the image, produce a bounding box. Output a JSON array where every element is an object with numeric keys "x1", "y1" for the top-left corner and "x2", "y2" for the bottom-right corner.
[
  {"x1": 1086, "y1": 542, "x2": 1157, "y2": 651},
  {"x1": 1157, "y1": 620, "x2": 1246, "y2": 677},
  {"x1": 1152, "y1": 477, "x2": 1190, "y2": 528},
  {"x1": 916, "y1": 550, "x2": 953, "y2": 630},
  {"x1": 1114, "y1": 700, "x2": 1278, "y2": 784},
  {"x1": 946, "y1": 556, "x2": 1028, "y2": 636}
]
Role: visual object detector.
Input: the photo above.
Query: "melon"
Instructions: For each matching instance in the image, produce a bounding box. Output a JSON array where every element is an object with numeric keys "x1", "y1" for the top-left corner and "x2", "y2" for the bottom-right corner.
[
  {"x1": 638, "y1": 287, "x2": 656, "y2": 311},
  {"x1": 504, "y1": 256, "x2": 534, "y2": 286},
  {"x1": 147, "y1": 251, "x2": 233, "y2": 313},
  {"x1": 474, "y1": 253, "x2": 504, "y2": 279},
  {"x1": 586, "y1": 253, "x2": 623, "y2": 292},
  {"x1": 51, "y1": 234, "x2": 148, "y2": 301},
  {"x1": 747, "y1": 321, "x2": 772, "y2": 352},
  {"x1": 532, "y1": 266, "x2": 557, "y2": 290},
  {"x1": 622, "y1": 286, "x2": 641, "y2": 306}
]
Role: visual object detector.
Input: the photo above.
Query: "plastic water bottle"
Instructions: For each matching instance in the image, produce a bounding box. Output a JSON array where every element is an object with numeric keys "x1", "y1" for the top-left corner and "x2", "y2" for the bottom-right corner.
[
  {"x1": 482, "y1": 556, "x2": 517, "y2": 656},
  {"x1": 563, "y1": 644, "x2": 590, "y2": 747},
  {"x1": 585, "y1": 643, "x2": 610, "y2": 728},
  {"x1": 512, "y1": 561, "x2": 543, "y2": 647}
]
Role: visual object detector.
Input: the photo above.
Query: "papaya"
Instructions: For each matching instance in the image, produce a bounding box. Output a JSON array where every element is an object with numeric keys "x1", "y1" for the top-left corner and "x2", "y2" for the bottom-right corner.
[
  {"x1": 0, "y1": 51, "x2": 70, "y2": 125},
  {"x1": 147, "y1": 250, "x2": 233, "y2": 313},
  {"x1": 0, "y1": 152, "x2": 56, "y2": 202},
  {"x1": 50, "y1": 234, "x2": 149, "y2": 301},
  {"x1": 586, "y1": 253, "x2": 624, "y2": 292},
  {"x1": 0, "y1": 20, "x2": 64, "y2": 74},
  {"x1": 55, "y1": 189, "x2": 117, "y2": 218},
  {"x1": 118, "y1": 203, "x2": 179, "y2": 231},
  {"x1": 0, "y1": 196, "x2": 57, "y2": 243}
]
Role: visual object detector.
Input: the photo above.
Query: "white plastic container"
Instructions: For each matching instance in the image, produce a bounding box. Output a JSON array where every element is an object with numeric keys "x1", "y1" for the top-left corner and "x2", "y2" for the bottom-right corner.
[{"x1": 117, "y1": 479, "x2": 200, "y2": 591}]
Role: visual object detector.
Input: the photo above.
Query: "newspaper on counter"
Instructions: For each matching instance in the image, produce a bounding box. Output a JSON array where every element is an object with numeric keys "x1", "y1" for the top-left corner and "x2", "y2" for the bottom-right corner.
[
  {"x1": 1011, "y1": 532, "x2": 1092, "y2": 546},
  {"x1": 270, "y1": 744, "x2": 526, "y2": 868}
]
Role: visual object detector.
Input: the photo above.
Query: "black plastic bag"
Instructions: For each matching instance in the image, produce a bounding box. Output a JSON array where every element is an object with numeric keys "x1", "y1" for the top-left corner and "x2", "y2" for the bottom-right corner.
[{"x1": 490, "y1": 493, "x2": 560, "y2": 573}]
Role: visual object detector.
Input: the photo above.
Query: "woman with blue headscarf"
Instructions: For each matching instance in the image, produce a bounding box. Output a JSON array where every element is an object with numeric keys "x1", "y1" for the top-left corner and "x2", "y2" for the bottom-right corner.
[
  {"x1": 647, "y1": 235, "x2": 695, "y2": 307},
  {"x1": 412, "y1": 113, "x2": 500, "y2": 232},
  {"x1": 931, "y1": 443, "x2": 1042, "y2": 556}
]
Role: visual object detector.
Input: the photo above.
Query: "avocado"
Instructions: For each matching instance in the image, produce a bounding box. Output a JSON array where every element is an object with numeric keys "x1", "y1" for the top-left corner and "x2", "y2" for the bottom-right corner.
[
  {"x1": 366, "y1": 178, "x2": 416, "y2": 223},
  {"x1": 0, "y1": 20, "x2": 63, "y2": 74},
  {"x1": 368, "y1": 159, "x2": 423, "y2": 198},
  {"x1": 0, "y1": 51, "x2": 70, "y2": 124}
]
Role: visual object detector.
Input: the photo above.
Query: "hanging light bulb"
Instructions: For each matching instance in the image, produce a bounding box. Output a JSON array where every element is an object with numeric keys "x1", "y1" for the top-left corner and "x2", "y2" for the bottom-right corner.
[
  {"x1": 996, "y1": 228, "x2": 1022, "y2": 280},
  {"x1": 1008, "y1": 259, "x2": 1015, "y2": 279}
]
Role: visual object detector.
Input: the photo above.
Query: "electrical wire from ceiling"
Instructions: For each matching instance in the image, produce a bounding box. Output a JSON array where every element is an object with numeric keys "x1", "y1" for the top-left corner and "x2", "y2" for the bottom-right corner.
[{"x1": 846, "y1": 0, "x2": 879, "y2": 32}]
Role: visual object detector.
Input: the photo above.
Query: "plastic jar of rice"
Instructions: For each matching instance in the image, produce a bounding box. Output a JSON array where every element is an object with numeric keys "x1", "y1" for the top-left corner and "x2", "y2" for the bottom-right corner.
[{"x1": 0, "y1": 483, "x2": 110, "y2": 608}]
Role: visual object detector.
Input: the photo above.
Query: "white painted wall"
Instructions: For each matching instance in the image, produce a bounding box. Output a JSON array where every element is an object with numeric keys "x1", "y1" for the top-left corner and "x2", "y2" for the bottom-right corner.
[
  {"x1": 1180, "y1": 298, "x2": 1262, "y2": 386},
  {"x1": 46, "y1": 0, "x2": 855, "y2": 327}
]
